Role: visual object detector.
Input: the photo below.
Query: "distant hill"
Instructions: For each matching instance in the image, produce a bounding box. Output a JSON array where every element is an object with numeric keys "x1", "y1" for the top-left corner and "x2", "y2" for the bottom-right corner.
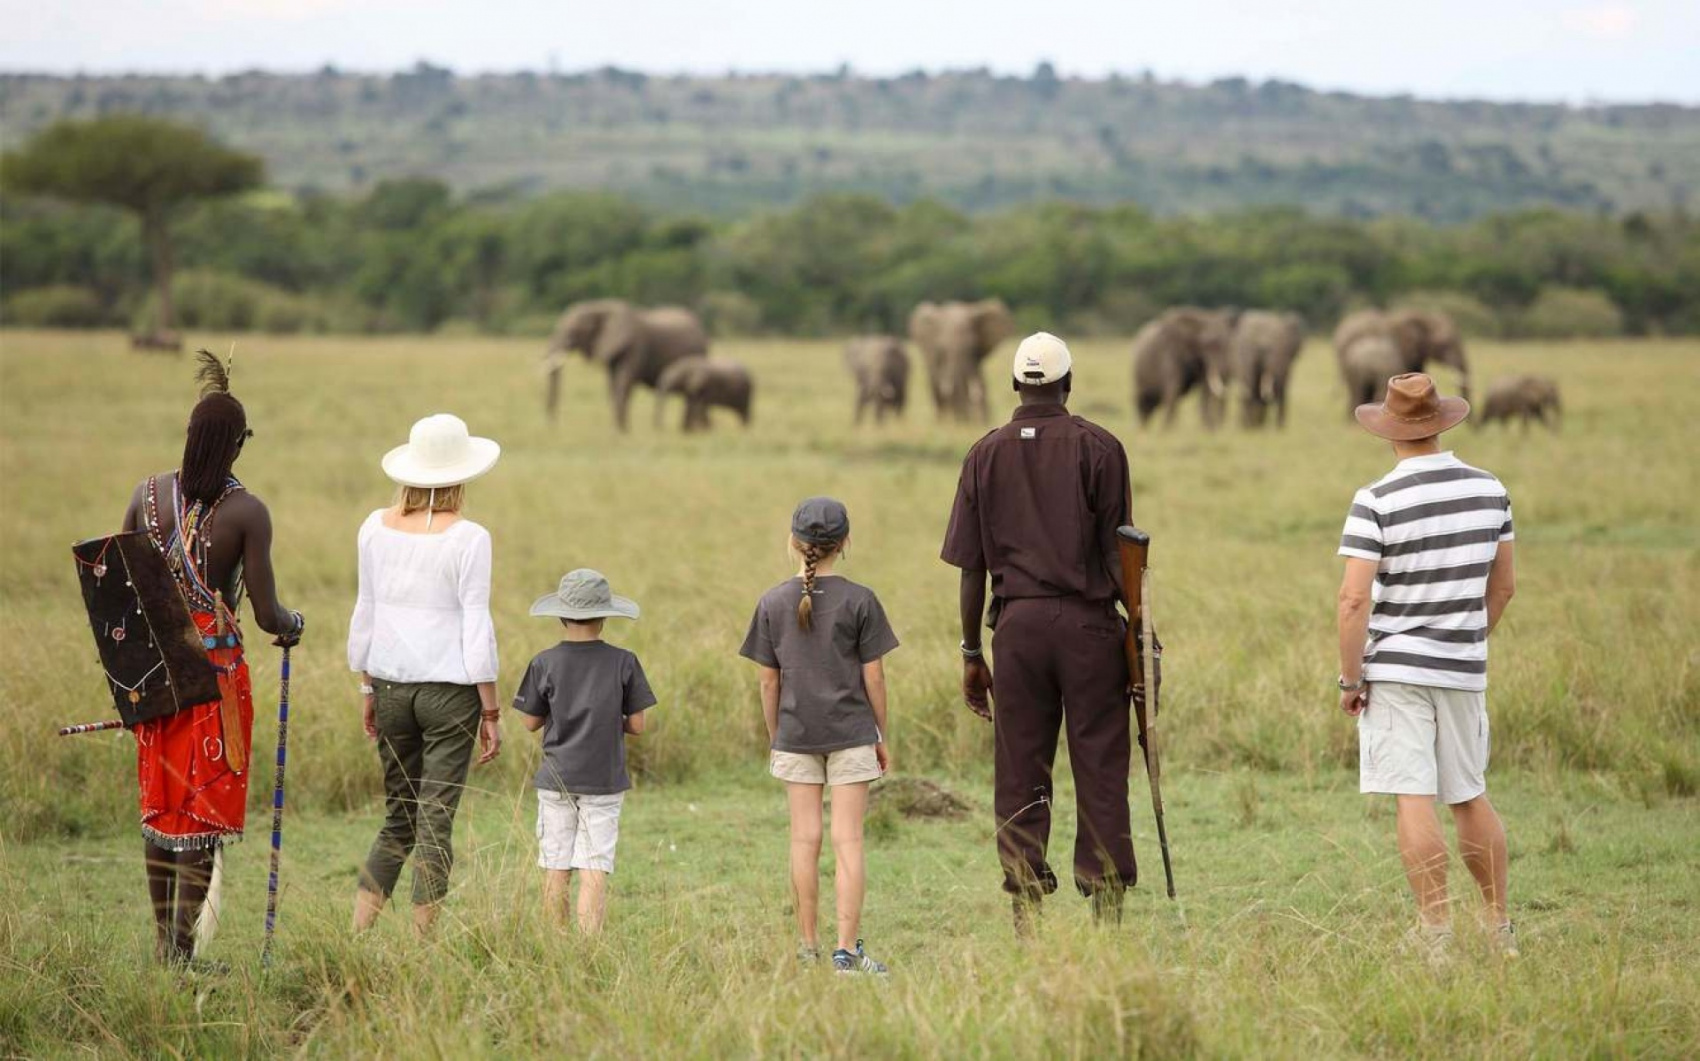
[{"x1": 3, "y1": 64, "x2": 1697, "y2": 220}]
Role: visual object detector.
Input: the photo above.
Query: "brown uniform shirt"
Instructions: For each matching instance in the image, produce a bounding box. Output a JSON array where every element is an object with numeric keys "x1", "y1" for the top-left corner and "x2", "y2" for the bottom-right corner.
[{"x1": 941, "y1": 403, "x2": 1132, "y2": 609}]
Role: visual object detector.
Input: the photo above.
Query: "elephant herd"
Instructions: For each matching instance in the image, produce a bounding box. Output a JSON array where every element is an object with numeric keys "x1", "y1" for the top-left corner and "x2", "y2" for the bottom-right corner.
[{"x1": 541, "y1": 297, "x2": 1557, "y2": 435}]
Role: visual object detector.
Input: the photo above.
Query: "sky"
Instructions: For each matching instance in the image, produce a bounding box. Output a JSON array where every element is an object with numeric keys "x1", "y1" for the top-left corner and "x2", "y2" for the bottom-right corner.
[{"x1": 2, "y1": 0, "x2": 1695, "y2": 104}]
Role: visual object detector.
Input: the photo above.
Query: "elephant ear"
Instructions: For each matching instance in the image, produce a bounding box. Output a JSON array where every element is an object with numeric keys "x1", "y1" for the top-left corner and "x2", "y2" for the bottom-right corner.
[
  {"x1": 972, "y1": 299, "x2": 1016, "y2": 350},
  {"x1": 908, "y1": 303, "x2": 941, "y2": 346},
  {"x1": 593, "y1": 301, "x2": 640, "y2": 366}
]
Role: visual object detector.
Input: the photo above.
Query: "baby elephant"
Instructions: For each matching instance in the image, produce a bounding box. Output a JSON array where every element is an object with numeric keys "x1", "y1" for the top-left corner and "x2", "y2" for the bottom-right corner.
[
  {"x1": 844, "y1": 336, "x2": 910, "y2": 424},
  {"x1": 1478, "y1": 375, "x2": 1561, "y2": 432},
  {"x1": 654, "y1": 357, "x2": 754, "y2": 432}
]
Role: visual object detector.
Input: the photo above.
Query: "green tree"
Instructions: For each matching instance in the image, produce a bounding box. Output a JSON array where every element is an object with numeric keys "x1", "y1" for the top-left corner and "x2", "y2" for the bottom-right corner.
[{"x1": 2, "y1": 116, "x2": 263, "y2": 334}]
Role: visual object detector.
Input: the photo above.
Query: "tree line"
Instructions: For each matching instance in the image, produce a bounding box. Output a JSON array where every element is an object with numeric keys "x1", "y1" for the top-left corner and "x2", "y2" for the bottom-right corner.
[{"x1": 3, "y1": 118, "x2": 1696, "y2": 340}]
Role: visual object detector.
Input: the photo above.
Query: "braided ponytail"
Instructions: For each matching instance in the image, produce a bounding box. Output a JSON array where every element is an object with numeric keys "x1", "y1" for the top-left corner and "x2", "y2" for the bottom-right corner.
[{"x1": 797, "y1": 542, "x2": 822, "y2": 631}]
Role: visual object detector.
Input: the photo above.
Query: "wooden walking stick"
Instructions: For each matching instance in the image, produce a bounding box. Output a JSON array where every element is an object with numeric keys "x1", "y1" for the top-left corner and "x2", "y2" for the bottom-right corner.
[
  {"x1": 261, "y1": 645, "x2": 291, "y2": 968},
  {"x1": 1117, "y1": 526, "x2": 1175, "y2": 899}
]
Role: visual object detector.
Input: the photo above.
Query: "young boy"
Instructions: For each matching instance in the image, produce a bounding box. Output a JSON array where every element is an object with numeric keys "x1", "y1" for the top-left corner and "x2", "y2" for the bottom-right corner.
[{"x1": 513, "y1": 569, "x2": 656, "y2": 935}]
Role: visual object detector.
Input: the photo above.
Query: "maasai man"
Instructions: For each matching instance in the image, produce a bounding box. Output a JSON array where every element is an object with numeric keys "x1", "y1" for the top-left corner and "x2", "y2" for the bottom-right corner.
[
  {"x1": 941, "y1": 333, "x2": 1138, "y2": 932},
  {"x1": 118, "y1": 351, "x2": 304, "y2": 967}
]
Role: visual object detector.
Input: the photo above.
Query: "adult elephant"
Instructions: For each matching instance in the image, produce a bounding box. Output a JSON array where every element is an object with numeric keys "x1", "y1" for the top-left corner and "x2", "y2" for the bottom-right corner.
[
  {"x1": 1231, "y1": 310, "x2": 1306, "y2": 429},
  {"x1": 1333, "y1": 309, "x2": 1470, "y2": 419},
  {"x1": 544, "y1": 300, "x2": 709, "y2": 431},
  {"x1": 1132, "y1": 307, "x2": 1237, "y2": 428},
  {"x1": 653, "y1": 357, "x2": 754, "y2": 432},
  {"x1": 843, "y1": 336, "x2": 910, "y2": 424},
  {"x1": 908, "y1": 299, "x2": 1017, "y2": 422}
]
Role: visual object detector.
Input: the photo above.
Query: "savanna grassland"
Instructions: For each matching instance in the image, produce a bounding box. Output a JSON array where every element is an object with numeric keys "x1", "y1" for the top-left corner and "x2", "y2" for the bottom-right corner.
[{"x1": 1, "y1": 329, "x2": 1697, "y2": 1058}]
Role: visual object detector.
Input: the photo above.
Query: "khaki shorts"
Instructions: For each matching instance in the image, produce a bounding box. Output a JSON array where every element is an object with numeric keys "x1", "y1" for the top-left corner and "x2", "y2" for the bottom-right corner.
[
  {"x1": 1359, "y1": 681, "x2": 1490, "y2": 805},
  {"x1": 536, "y1": 790, "x2": 625, "y2": 873},
  {"x1": 770, "y1": 744, "x2": 882, "y2": 786}
]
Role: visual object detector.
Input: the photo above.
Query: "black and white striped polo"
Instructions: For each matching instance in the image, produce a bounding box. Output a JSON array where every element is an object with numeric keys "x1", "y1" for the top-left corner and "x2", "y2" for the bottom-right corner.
[{"x1": 1338, "y1": 452, "x2": 1514, "y2": 692}]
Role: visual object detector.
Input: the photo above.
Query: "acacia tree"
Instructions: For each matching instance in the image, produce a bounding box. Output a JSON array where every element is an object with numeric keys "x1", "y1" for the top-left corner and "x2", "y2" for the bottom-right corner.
[{"x1": 2, "y1": 116, "x2": 262, "y2": 333}]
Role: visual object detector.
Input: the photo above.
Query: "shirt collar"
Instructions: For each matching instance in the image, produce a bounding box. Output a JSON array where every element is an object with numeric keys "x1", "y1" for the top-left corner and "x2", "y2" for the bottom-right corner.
[
  {"x1": 1393, "y1": 450, "x2": 1461, "y2": 472},
  {"x1": 1011, "y1": 403, "x2": 1069, "y2": 422}
]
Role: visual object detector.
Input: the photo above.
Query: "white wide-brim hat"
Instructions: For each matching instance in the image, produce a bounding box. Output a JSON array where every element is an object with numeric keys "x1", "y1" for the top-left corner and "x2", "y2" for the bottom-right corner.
[
  {"x1": 381, "y1": 413, "x2": 501, "y2": 488},
  {"x1": 530, "y1": 569, "x2": 641, "y2": 621}
]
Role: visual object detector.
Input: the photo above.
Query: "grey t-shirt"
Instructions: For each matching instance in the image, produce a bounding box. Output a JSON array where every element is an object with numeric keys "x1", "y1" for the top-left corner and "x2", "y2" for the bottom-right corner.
[
  {"x1": 512, "y1": 641, "x2": 657, "y2": 795},
  {"x1": 739, "y1": 576, "x2": 900, "y2": 754}
]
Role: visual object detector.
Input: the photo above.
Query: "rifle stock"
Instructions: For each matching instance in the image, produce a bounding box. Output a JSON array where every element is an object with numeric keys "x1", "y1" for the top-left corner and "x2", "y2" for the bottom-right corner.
[{"x1": 1117, "y1": 525, "x2": 1175, "y2": 899}]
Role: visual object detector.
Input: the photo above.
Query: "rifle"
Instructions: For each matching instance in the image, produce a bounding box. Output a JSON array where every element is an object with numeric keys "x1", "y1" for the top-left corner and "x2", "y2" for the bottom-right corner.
[{"x1": 1117, "y1": 526, "x2": 1175, "y2": 899}]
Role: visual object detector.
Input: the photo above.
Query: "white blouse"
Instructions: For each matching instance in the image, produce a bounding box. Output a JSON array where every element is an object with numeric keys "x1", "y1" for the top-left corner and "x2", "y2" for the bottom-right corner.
[{"x1": 346, "y1": 511, "x2": 499, "y2": 686}]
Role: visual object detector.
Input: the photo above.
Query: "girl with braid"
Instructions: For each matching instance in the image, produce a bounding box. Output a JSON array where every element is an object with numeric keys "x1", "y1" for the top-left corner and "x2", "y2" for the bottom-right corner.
[{"x1": 740, "y1": 497, "x2": 899, "y2": 975}]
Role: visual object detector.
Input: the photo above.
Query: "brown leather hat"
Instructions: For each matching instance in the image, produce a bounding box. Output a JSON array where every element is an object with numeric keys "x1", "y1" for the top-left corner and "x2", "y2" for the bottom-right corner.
[{"x1": 1356, "y1": 373, "x2": 1470, "y2": 440}]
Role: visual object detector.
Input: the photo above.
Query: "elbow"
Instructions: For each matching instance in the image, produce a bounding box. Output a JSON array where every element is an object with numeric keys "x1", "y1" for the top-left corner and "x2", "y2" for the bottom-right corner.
[{"x1": 1336, "y1": 589, "x2": 1370, "y2": 616}]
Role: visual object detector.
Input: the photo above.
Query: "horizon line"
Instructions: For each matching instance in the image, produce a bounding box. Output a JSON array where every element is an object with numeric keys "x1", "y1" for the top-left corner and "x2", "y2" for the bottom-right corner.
[{"x1": 1, "y1": 61, "x2": 1694, "y2": 110}]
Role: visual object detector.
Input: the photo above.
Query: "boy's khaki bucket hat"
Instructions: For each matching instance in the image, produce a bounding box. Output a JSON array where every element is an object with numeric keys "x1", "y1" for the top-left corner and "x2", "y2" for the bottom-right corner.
[
  {"x1": 530, "y1": 569, "x2": 640, "y2": 621},
  {"x1": 1356, "y1": 373, "x2": 1470, "y2": 441}
]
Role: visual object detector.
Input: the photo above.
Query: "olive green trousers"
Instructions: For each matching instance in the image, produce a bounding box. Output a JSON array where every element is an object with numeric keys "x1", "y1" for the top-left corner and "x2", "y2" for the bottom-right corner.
[{"x1": 358, "y1": 680, "x2": 480, "y2": 906}]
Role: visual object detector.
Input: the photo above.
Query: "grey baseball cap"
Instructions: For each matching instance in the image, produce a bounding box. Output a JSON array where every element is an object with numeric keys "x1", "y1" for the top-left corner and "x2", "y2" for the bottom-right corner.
[
  {"x1": 529, "y1": 569, "x2": 640, "y2": 621},
  {"x1": 791, "y1": 496, "x2": 850, "y2": 547}
]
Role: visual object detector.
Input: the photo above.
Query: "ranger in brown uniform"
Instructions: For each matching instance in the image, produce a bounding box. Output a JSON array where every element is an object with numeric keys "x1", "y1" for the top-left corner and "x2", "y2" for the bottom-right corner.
[{"x1": 942, "y1": 332, "x2": 1137, "y2": 929}]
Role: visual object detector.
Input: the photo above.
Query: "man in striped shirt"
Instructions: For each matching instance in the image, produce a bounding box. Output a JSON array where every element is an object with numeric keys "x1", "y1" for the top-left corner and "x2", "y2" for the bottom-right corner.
[{"x1": 1336, "y1": 373, "x2": 1518, "y2": 957}]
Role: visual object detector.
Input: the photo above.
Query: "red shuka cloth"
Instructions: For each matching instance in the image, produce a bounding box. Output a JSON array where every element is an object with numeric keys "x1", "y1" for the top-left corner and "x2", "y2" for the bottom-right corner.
[{"x1": 135, "y1": 610, "x2": 253, "y2": 851}]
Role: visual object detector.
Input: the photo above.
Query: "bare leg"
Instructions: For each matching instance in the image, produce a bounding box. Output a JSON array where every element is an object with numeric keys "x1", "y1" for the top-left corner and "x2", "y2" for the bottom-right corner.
[
  {"x1": 171, "y1": 848, "x2": 215, "y2": 960},
  {"x1": 1396, "y1": 795, "x2": 1450, "y2": 928},
  {"x1": 144, "y1": 840, "x2": 177, "y2": 963},
  {"x1": 829, "y1": 782, "x2": 870, "y2": 952},
  {"x1": 575, "y1": 871, "x2": 609, "y2": 935},
  {"x1": 1450, "y1": 795, "x2": 1509, "y2": 926},
  {"x1": 352, "y1": 886, "x2": 386, "y2": 932},
  {"x1": 786, "y1": 782, "x2": 824, "y2": 948},
  {"x1": 412, "y1": 902, "x2": 439, "y2": 938},
  {"x1": 543, "y1": 869, "x2": 572, "y2": 929}
]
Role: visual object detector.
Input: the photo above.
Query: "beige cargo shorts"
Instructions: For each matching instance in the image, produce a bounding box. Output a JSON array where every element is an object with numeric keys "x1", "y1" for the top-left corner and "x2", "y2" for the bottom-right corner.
[
  {"x1": 770, "y1": 744, "x2": 882, "y2": 786},
  {"x1": 1359, "y1": 680, "x2": 1490, "y2": 805}
]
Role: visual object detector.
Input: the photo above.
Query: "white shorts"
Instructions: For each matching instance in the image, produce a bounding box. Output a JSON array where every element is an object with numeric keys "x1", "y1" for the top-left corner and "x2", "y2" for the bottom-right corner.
[
  {"x1": 536, "y1": 790, "x2": 625, "y2": 873},
  {"x1": 1359, "y1": 681, "x2": 1490, "y2": 805},
  {"x1": 769, "y1": 745, "x2": 882, "y2": 786}
]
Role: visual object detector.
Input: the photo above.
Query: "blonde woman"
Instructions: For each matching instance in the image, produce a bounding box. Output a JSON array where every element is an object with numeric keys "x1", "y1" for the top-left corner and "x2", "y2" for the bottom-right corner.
[{"x1": 348, "y1": 414, "x2": 502, "y2": 934}]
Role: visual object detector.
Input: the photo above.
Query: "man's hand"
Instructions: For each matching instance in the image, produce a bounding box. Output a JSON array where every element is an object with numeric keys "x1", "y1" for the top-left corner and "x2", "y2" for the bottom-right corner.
[
  {"x1": 476, "y1": 717, "x2": 502, "y2": 764},
  {"x1": 362, "y1": 696, "x2": 378, "y2": 741},
  {"x1": 272, "y1": 610, "x2": 305, "y2": 648},
  {"x1": 963, "y1": 657, "x2": 994, "y2": 720},
  {"x1": 1340, "y1": 686, "x2": 1369, "y2": 718},
  {"x1": 875, "y1": 742, "x2": 891, "y2": 774}
]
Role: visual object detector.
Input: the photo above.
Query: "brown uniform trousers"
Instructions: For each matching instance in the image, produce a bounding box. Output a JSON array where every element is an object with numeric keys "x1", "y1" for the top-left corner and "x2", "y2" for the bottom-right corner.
[{"x1": 992, "y1": 596, "x2": 1137, "y2": 898}]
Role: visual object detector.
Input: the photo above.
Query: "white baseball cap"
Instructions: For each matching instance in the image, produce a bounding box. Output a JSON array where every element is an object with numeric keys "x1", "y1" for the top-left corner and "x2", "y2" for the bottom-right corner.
[{"x1": 1012, "y1": 332, "x2": 1073, "y2": 385}]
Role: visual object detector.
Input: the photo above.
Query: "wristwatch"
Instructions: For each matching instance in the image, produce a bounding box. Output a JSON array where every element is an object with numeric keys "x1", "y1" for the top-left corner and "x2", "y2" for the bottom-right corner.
[
  {"x1": 358, "y1": 683, "x2": 376, "y2": 696},
  {"x1": 960, "y1": 641, "x2": 983, "y2": 659},
  {"x1": 1337, "y1": 675, "x2": 1365, "y2": 692}
]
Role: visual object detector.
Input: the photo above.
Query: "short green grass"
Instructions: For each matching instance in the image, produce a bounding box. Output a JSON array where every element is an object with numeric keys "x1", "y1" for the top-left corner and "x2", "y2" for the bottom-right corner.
[
  {"x1": 1, "y1": 329, "x2": 1697, "y2": 1057},
  {"x1": 3, "y1": 769, "x2": 1696, "y2": 1058}
]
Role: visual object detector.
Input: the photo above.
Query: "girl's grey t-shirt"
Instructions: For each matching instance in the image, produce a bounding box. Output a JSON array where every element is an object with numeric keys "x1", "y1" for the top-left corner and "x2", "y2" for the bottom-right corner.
[
  {"x1": 739, "y1": 576, "x2": 899, "y2": 753},
  {"x1": 512, "y1": 641, "x2": 656, "y2": 795}
]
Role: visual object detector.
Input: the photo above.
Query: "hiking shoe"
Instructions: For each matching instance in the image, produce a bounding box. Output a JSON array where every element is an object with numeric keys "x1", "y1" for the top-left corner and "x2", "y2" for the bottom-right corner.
[
  {"x1": 796, "y1": 943, "x2": 822, "y2": 967},
  {"x1": 832, "y1": 939, "x2": 888, "y2": 976},
  {"x1": 1403, "y1": 923, "x2": 1453, "y2": 970},
  {"x1": 1495, "y1": 922, "x2": 1520, "y2": 959}
]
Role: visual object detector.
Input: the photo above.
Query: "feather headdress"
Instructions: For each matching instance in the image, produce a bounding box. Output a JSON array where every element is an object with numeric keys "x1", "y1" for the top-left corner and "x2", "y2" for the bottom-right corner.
[{"x1": 194, "y1": 347, "x2": 235, "y2": 398}]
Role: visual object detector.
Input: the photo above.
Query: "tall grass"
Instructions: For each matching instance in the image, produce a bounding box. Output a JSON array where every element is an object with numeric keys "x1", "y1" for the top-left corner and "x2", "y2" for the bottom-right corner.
[{"x1": 1, "y1": 330, "x2": 1696, "y2": 842}]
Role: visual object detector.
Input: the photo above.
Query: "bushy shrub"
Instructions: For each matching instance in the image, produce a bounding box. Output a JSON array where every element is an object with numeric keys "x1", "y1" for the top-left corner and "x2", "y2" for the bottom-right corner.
[
  {"x1": 699, "y1": 290, "x2": 764, "y2": 336},
  {"x1": 1512, "y1": 286, "x2": 1625, "y2": 339},
  {"x1": 130, "y1": 269, "x2": 325, "y2": 333},
  {"x1": 1, "y1": 285, "x2": 111, "y2": 328},
  {"x1": 1390, "y1": 289, "x2": 1502, "y2": 338}
]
